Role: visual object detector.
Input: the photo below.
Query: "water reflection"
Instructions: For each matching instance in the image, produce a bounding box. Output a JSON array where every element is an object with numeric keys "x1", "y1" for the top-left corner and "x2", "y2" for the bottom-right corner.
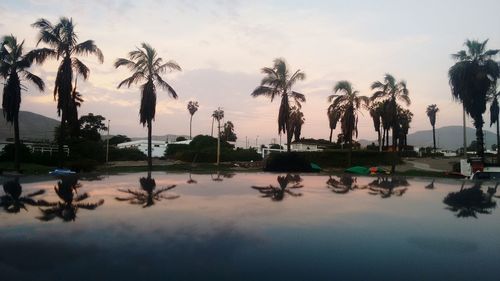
[
  {"x1": 443, "y1": 182, "x2": 497, "y2": 218},
  {"x1": 0, "y1": 178, "x2": 47, "y2": 213},
  {"x1": 425, "y1": 179, "x2": 435, "y2": 190},
  {"x1": 116, "y1": 173, "x2": 179, "y2": 208},
  {"x1": 368, "y1": 176, "x2": 409, "y2": 198},
  {"x1": 211, "y1": 171, "x2": 235, "y2": 182},
  {"x1": 251, "y1": 174, "x2": 303, "y2": 201},
  {"x1": 187, "y1": 173, "x2": 197, "y2": 184},
  {"x1": 326, "y1": 175, "x2": 367, "y2": 194},
  {"x1": 38, "y1": 176, "x2": 104, "y2": 222}
]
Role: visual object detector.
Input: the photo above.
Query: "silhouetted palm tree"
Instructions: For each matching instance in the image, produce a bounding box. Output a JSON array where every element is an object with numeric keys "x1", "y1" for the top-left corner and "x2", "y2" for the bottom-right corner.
[
  {"x1": 0, "y1": 178, "x2": 48, "y2": 213},
  {"x1": 0, "y1": 35, "x2": 52, "y2": 172},
  {"x1": 327, "y1": 104, "x2": 342, "y2": 143},
  {"x1": 328, "y1": 81, "x2": 369, "y2": 166},
  {"x1": 115, "y1": 173, "x2": 178, "y2": 208},
  {"x1": 115, "y1": 43, "x2": 181, "y2": 170},
  {"x1": 251, "y1": 174, "x2": 303, "y2": 201},
  {"x1": 369, "y1": 102, "x2": 383, "y2": 151},
  {"x1": 489, "y1": 89, "x2": 500, "y2": 163},
  {"x1": 38, "y1": 176, "x2": 104, "y2": 222},
  {"x1": 449, "y1": 39, "x2": 500, "y2": 158},
  {"x1": 251, "y1": 58, "x2": 306, "y2": 152},
  {"x1": 397, "y1": 107, "x2": 413, "y2": 150},
  {"x1": 32, "y1": 17, "x2": 104, "y2": 166},
  {"x1": 187, "y1": 101, "x2": 199, "y2": 140},
  {"x1": 426, "y1": 104, "x2": 439, "y2": 152},
  {"x1": 371, "y1": 74, "x2": 410, "y2": 172}
]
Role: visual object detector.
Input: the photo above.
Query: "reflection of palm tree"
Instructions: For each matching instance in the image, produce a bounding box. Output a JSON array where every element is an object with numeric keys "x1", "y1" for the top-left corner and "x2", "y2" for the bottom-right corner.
[
  {"x1": 251, "y1": 174, "x2": 303, "y2": 201},
  {"x1": 116, "y1": 174, "x2": 179, "y2": 208},
  {"x1": 211, "y1": 171, "x2": 235, "y2": 182},
  {"x1": 326, "y1": 175, "x2": 366, "y2": 194},
  {"x1": 443, "y1": 182, "x2": 497, "y2": 218},
  {"x1": 38, "y1": 176, "x2": 104, "y2": 222},
  {"x1": 425, "y1": 179, "x2": 435, "y2": 190},
  {"x1": 187, "y1": 173, "x2": 197, "y2": 184},
  {"x1": 0, "y1": 178, "x2": 47, "y2": 213},
  {"x1": 368, "y1": 176, "x2": 409, "y2": 198}
]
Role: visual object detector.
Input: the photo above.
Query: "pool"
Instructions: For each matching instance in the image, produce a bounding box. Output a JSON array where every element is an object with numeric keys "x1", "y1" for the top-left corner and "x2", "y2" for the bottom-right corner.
[{"x1": 1, "y1": 172, "x2": 499, "y2": 281}]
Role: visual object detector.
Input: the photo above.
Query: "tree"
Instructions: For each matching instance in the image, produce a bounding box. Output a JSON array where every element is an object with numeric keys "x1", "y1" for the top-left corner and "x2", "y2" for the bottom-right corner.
[
  {"x1": 449, "y1": 39, "x2": 499, "y2": 158},
  {"x1": 328, "y1": 81, "x2": 369, "y2": 166},
  {"x1": 251, "y1": 58, "x2": 306, "y2": 152},
  {"x1": 397, "y1": 107, "x2": 413, "y2": 149},
  {"x1": 187, "y1": 100, "x2": 199, "y2": 140},
  {"x1": 32, "y1": 17, "x2": 104, "y2": 167},
  {"x1": 115, "y1": 43, "x2": 181, "y2": 170},
  {"x1": 489, "y1": 89, "x2": 500, "y2": 163},
  {"x1": 79, "y1": 113, "x2": 107, "y2": 141},
  {"x1": 289, "y1": 106, "x2": 305, "y2": 142},
  {"x1": 108, "y1": 134, "x2": 131, "y2": 146},
  {"x1": 221, "y1": 120, "x2": 237, "y2": 142},
  {"x1": 371, "y1": 74, "x2": 410, "y2": 172},
  {"x1": 327, "y1": 105, "x2": 342, "y2": 143},
  {"x1": 426, "y1": 104, "x2": 439, "y2": 152},
  {"x1": 212, "y1": 108, "x2": 224, "y2": 165},
  {"x1": 0, "y1": 35, "x2": 51, "y2": 172},
  {"x1": 369, "y1": 102, "x2": 384, "y2": 151}
]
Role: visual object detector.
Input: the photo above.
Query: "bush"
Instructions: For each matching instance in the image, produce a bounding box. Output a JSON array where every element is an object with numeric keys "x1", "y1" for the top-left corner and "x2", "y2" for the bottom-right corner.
[
  {"x1": 68, "y1": 139, "x2": 105, "y2": 162},
  {"x1": 0, "y1": 143, "x2": 32, "y2": 162},
  {"x1": 264, "y1": 152, "x2": 312, "y2": 172},
  {"x1": 172, "y1": 148, "x2": 261, "y2": 163},
  {"x1": 109, "y1": 147, "x2": 147, "y2": 161},
  {"x1": 189, "y1": 135, "x2": 233, "y2": 151},
  {"x1": 296, "y1": 150, "x2": 400, "y2": 168},
  {"x1": 165, "y1": 144, "x2": 190, "y2": 157}
]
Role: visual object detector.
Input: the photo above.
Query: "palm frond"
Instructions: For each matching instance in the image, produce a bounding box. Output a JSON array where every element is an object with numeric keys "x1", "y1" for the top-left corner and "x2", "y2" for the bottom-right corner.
[
  {"x1": 22, "y1": 71, "x2": 45, "y2": 91},
  {"x1": 73, "y1": 40, "x2": 104, "y2": 63},
  {"x1": 72, "y1": 58, "x2": 90, "y2": 79},
  {"x1": 155, "y1": 74, "x2": 178, "y2": 98}
]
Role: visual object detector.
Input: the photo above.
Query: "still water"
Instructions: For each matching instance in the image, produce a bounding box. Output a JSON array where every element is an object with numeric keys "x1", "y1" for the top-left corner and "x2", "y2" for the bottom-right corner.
[{"x1": 1, "y1": 172, "x2": 499, "y2": 281}]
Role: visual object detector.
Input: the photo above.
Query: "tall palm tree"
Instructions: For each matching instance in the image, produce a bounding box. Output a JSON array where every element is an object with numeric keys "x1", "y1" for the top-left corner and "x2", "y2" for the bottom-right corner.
[
  {"x1": 489, "y1": 90, "x2": 500, "y2": 163},
  {"x1": 327, "y1": 104, "x2": 342, "y2": 143},
  {"x1": 328, "y1": 81, "x2": 369, "y2": 166},
  {"x1": 371, "y1": 74, "x2": 410, "y2": 172},
  {"x1": 251, "y1": 58, "x2": 306, "y2": 152},
  {"x1": 0, "y1": 35, "x2": 52, "y2": 172},
  {"x1": 32, "y1": 17, "x2": 104, "y2": 166},
  {"x1": 115, "y1": 173, "x2": 178, "y2": 208},
  {"x1": 369, "y1": 102, "x2": 384, "y2": 151},
  {"x1": 426, "y1": 104, "x2": 439, "y2": 152},
  {"x1": 187, "y1": 100, "x2": 199, "y2": 140},
  {"x1": 115, "y1": 43, "x2": 181, "y2": 170},
  {"x1": 212, "y1": 108, "x2": 224, "y2": 165},
  {"x1": 449, "y1": 39, "x2": 500, "y2": 158}
]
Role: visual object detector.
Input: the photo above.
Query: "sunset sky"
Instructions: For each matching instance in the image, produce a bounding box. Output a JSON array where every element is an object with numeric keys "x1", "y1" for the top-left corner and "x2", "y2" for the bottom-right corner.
[{"x1": 1, "y1": 0, "x2": 500, "y2": 147}]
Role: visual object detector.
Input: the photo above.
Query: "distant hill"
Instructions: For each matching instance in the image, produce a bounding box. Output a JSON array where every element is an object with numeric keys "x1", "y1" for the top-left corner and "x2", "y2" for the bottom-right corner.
[
  {"x1": 0, "y1": 110, "x2": 59, "y2": 142},
  {"x1": 359, "y1": 126, "x2": 497, "y2": 150}
]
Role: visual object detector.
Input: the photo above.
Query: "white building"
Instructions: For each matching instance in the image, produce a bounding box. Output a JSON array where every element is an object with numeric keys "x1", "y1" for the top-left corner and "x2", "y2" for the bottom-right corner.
[{"x1": 117, "y1": 139, "x2": 191, "y2": 158}]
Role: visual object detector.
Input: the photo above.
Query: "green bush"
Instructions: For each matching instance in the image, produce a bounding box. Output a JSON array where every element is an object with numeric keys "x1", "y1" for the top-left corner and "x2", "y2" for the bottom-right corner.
[
  {"x1": 296, "y1": 150, "x2": 400, "y2": 168},
  {"x1": 109, "y1": 147, "x2": 147, "y2": 161},
  {"x1": 263, "y1": 152, "x2": 312, "y2": 172},
  {"x1": 189, "y1": 135, "x2": 233, "y2": 151},
  {"x1": 165, "y1": 144, "x2": 190, "y2": 157},
  {"x1": 0, "y1": 143, "x2": 33, "y2": 162}
]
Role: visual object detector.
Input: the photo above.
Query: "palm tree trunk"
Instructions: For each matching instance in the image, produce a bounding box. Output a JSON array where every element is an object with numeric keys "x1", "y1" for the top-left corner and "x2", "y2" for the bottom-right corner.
[
  {"x1": 58, "y1": 113, "x2": 66, "y2": 168},
  {"x1": 211, "y1": 117, "x2": 214, "y2": 137},
  {"x1": 475, "y1": 117, "x2": 485, "y2": 159},
  {"x1": 463, "y1": 104, "x2": 467, "y2": 157},
  {"x1": 216, "y1": 120, "x2": 221, "y2": 165},
  {"x1": 329, "y1": 128, "x2": 333, "y2": 143},
  {"x1": 381, "y1": 129, "x2": 385, "y2": 150},
  {"x1": 377, "y1": 129, "x2": 382, "y2": 152},
  {"x1": 189, "y1": 115, "x2": 193, "y2": 140},
  {"x1": 147, "y1": 119, "x2": 152, "y2": 171},
  {"x1": 13, "y1": 115, "x2": 20, "y2": 172},
  {"x1": 432, "y1": 125, "x2": 436, "y2": 153},
  {"x1": 348, "y1": 140, "x2": 352, "y2": 167},
  {"x1": 497, "y1": 120, "x2": 500, "y2": 164}
]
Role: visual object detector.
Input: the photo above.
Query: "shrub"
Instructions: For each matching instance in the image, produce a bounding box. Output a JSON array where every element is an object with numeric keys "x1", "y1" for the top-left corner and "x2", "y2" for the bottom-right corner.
[
  {"x1": 165, "y1": 144, "x2": 190, "y2": 157},
  {"x1": 0, "y1": 143, "x2": 32, "y2": 162},
  {"x1": 109, "y1": 147, "x2": 147, "y2": 161},
  {"x1": 263, "y1": 152, "x2": 312, "y2": 172},
  {"x1": 296, "y1": 150, "x2": 400, "y2": 168}
]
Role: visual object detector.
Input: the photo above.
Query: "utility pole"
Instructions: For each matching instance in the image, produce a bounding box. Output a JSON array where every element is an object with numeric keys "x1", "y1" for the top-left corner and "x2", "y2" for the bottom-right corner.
[
  {"x1": 106, "y1": 119, "x2": 110, "y2": 164},
  {"x1": 463, "y1": 104, "x2": 467, "y2": 157},
  {"x1": 245, "y1": 136, "x2": 248, "y2": 149}
]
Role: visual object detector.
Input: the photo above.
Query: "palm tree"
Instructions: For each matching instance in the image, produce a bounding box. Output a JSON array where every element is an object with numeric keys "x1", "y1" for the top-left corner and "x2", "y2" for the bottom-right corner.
[
  {"x1": 443, "y1": 182, "x2": 496, "y2": 218},
  {"x1": 489, "y1": 89, "x2": 500, "y2": 163},
  {"x1": 371, "y1": 74, "x2": 410, "y2": 172},
  {"x1": 369, "y1": 102, "x2": 384, "y2": 151},
  {"x1": 187, "y1": 100, "x2": 199, "y2": 140},
  {"x1": 426, "y1": 104, "x2": 439, "y2": 152},
  {"x1": 327, "y1": 104, "x2": 342, "y2": 143},
  {"x1": 397, "y1": 107, "x2": 413, "y2": 150},
  {"x1": 212, "y1": 108, "x2": 224, "y2": 165},
  {"x1": 251, "y1": 58, "x2": 306, "y2": 152},
  {"x1": 326, "y1": 175, "x2": 367, "y2": 194},
  {"x1": 115, "y1": 43, "x2": 181, "y2": 170},
  {"x1": 1, "y1": 177, "x2": 48, "y2": 213},
  {"x1": 251, "y1": 174, "x2": 303, "y2": 201},
  {"x1": 32, "y1": 17, "x2": 104, "y2": 166},
  {"x1": 449, "y1": 39, "x2": 500, "y2": 158},
  {"x1": 328, "y1": 81, "x2": 369, "y2": 166},
  {"x1": 115, "y1": 173, "x2": 178, "y2": 208},
  {"x1": 0, "y1": 35, "x2": 51, "y2": 172}
]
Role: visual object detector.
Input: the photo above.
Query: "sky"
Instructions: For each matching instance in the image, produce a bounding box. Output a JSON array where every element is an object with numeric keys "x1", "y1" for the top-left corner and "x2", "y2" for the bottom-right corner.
[{"x1": 1, "y1": 0, "x2": 500, "y2": 147}]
